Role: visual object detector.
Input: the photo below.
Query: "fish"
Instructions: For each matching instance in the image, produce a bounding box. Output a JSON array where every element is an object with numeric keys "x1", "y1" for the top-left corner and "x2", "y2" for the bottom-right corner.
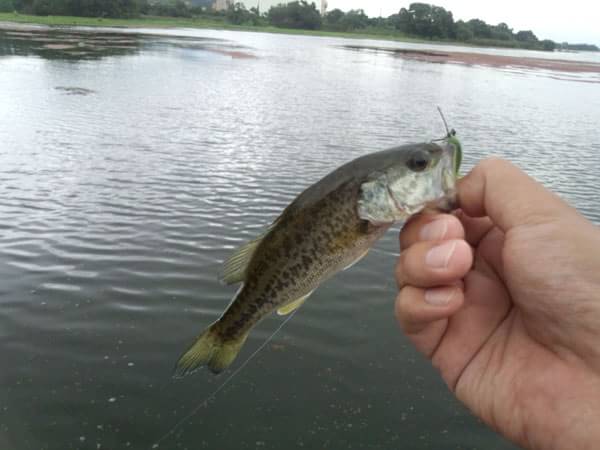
[{"x1": 174, "y1": 135, "x2": 462, "y2": 377}]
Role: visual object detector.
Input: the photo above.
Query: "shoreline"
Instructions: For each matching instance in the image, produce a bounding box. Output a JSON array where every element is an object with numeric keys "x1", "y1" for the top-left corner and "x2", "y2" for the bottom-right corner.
[
  {"x1": 2, "y1": 15, "x2": 599, "y2": 77},
  {"x1": 0, "y1": 13, "x2": 426, "y2": 43},
  {"x1": 2, "y1": 12, "x2": 597, "y2": 54}
]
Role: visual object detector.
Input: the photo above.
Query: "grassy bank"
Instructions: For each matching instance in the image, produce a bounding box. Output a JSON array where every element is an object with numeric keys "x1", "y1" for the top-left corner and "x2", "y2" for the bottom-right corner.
[
  {"x1": 0, "y1": 12, "x2": 566, "y2": 50},
  {"x1": 0, "y1": 12, "x2": 230, "y2": 28},
  {"x1": 0, "y1": 12, "x2": 432, "y2": 44}
]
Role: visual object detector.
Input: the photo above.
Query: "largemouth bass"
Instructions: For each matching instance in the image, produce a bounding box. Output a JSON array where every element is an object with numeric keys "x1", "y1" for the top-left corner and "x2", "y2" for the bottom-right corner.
[{"x1": 174, "y1": 136, "x2": 462, "y2": 377}]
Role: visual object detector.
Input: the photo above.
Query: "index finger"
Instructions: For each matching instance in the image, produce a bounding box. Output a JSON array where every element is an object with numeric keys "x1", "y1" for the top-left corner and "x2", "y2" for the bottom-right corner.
[{"x1": 399, "y1": 213, "x2": 464, "y2": 250}]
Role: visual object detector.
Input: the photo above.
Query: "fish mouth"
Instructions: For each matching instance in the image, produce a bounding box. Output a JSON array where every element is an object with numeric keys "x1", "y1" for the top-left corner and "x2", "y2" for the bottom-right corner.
[
  {"x1": 442, "y1": 166, "x2": 455, "y2": 191},
  {"x1": 440, "y1": 167, "x2": 458, "y2": 211},
  {"x1": 432, "y1": 194, "x2": 458, "y2": 212},
  {"x1": 384, "y1": 165, "x2": 458, "y2": 216},
  {"x1": 425, "y1": 167, "x2": 458, "y2": 213},
  {"x1": 424, "y1": 192, "x2": 457, "y2": 213}
]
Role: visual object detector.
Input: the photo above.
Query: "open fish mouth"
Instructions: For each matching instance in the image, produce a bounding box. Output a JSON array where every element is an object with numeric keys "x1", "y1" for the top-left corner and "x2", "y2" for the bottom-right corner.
[
  {"x1": 441, "y1": 165, "x2": 459, "y2": 210},
  {"x1": 431, "y1": 194, "x2": 458, "y2": 212},
  {"x1": 424, "y1": 167, "x2": 458, "y2": 213}
]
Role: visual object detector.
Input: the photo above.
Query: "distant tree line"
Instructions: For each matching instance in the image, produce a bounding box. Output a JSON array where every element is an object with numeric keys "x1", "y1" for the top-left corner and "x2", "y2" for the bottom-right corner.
[
  {"x1": 1, "y1": 0, "x2": 598, "y2": 52},
  {"x1": 392, "y1": 4, "x2": 557, "y2": 50},
  {"x1": 0, "y1": 0, "x2": 209, "y2": 17},
  {"x1": 266, "y1": 2, "x2": 598, "y2": 51},
  {"x1": 556, "y1": 42, "x2": 599, "y2": 52}
]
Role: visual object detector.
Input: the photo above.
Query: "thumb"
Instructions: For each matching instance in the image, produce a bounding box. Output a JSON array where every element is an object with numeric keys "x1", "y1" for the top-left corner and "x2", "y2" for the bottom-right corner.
[{"x1": 458, "y1": 158, "x2": 577, "y2": 231}]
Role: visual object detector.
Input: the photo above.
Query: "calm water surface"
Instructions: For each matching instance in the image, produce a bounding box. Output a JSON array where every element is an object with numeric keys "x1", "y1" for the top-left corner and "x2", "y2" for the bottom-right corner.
[{"x1": 1, "y1": 25, "x2": 599, "y2": 450}]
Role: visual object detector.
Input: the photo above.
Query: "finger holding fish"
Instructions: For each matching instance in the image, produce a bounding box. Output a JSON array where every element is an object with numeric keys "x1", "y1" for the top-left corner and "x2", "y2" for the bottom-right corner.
[
  {"x1": 400, "y1": 213, "x2": 465, "y2": 249},
  {"x1": 396, "y1": 238, "x2": 473, "y2": 288},
  {"x1": 395, "y1": 283, "x2": 465, "y2": 357},
  {"x1": 395, "y1": 206, "x2": 473, "y2": 357}
]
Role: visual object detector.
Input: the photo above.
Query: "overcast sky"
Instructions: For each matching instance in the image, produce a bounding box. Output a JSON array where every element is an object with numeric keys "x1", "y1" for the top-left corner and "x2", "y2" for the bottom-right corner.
[{"x1": 247, "y1": 0, "x2": 599, "y2": 44}]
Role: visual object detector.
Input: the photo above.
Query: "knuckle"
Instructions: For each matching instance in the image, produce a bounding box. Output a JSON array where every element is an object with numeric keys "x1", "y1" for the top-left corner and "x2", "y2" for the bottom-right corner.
[
  {"x1": 395, "y1": 252, "x2": 408, "y2": 287},
  {"x1": 395, "y1": 288, "x2": 417, "y2": 327},
  {"x1": 479, "y1": 156, "x2": 504, "y2": 169},
  {"x1": 399, "y1": 215, "x2": 423, "y2": 249},
  {"x1": 394, "y1": 292, "x2": 405, "y2": 323},
  {"x1": 478, "y1": 156, "x2": 515, "y2": 176},
  {"x1": 399, "y1": 228, "x2": 410, "y2": 250}
]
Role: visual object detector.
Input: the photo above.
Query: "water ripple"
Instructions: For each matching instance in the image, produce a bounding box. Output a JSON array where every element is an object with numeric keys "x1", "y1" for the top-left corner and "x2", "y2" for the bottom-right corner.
[{"x1": 1, "y1": 26, "x2": 598, "y2": 450}]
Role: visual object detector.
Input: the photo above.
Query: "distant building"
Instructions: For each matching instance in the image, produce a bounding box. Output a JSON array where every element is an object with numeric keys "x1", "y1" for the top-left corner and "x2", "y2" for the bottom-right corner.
[
  {"x1": 321, "y1": 0, "x2": 327, "y2": 15},
  {"x1": 212, "y1": 0, "x2": 233, "y2": 11}
]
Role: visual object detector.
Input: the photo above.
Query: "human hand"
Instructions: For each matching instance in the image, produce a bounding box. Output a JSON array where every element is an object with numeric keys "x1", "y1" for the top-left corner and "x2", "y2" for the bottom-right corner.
[{"x1": 395, "y1": 158, "x2": 600, "y2": 450}]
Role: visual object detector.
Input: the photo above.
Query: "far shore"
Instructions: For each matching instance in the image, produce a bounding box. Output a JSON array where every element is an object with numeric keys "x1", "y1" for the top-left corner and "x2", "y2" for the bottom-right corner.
[
  {"x1": 2, "y1": 13, "x2": 600, "y2": 78},
  {"x1": 0, "y1": 12, "x2": 428, "y2": 44},
  {"x1": 2, "y1": 12, "x2": 597, "y2": 54}
]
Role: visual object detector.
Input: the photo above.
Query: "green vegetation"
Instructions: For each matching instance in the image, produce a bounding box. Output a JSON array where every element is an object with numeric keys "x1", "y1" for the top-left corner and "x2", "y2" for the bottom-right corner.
[
  {"x1": 388, "y1": 4, "x2": 555, "y2": 51},
  {"x1": 268, "y1": 1, "x2": 320, "y2": 30},
  {"x1": 0, "y1": 0, "x2": 13, "y2": 12},
  {"x1": 0, "y1": 10, "x2": 419, "y2": 42},
  {"x1": 557, "y1": 42, "x2": 600, "y2": 52},
  {"x1": 0, "y1": 1, "x2": 597, "y2": 52},
  {"x1": 0, "y1": 11, "x2": 231, "y2": 27}
]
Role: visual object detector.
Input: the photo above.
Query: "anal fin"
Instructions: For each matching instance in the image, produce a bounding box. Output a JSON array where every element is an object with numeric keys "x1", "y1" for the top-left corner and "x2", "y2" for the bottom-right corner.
[{"x1": 277, "y1": 290, "x2": 314, "y2": 316}]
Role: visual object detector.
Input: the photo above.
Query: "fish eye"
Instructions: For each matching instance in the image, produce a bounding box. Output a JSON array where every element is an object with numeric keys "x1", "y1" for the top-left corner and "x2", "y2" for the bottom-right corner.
[{"x1": 407, "y1": 150, "x2": 431, "y2": 172}]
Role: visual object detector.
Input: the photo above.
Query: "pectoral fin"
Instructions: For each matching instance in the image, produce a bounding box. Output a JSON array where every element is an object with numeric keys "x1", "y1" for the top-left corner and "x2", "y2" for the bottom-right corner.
[{"x1": 277, "y1": 290, "x2": 314, "y2": 316}]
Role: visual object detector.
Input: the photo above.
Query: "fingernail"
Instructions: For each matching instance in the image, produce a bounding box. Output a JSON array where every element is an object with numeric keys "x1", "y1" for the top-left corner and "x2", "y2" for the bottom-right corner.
[
  {"x1": 425, "y1": 241, "x2": 457, "y2": 269},
  {"x1": 425, "y1": 287, "x2": 456, "y2": 306},
  {"x1": 420, "y1": 218, "x2": 448, "y2": 241}
]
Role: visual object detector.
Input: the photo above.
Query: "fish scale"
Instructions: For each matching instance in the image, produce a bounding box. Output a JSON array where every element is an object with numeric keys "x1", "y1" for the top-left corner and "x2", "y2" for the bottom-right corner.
[{"x1": 221, "y1": 182, "x2": 378, "y2": 338}]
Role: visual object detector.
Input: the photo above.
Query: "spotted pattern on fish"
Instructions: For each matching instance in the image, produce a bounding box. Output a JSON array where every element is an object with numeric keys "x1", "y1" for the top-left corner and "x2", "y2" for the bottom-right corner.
[{"x1": 217, "y1": 179, "x2": 385, "y2": 341}]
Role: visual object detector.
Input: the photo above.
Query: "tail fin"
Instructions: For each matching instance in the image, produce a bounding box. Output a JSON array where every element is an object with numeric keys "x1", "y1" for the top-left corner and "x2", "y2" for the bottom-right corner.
[{"x1": 173, "y1": 323, "x2": 249, "y2": 378}]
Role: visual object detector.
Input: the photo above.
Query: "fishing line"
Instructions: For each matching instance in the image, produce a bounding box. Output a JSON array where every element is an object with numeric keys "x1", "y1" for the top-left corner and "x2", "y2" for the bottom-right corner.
[
  {"x1": 437, "y1": 106, "x2": 450, "y2": 135},
  {"x1": 151, "y1": 309, "x2": 299, "y2": 449}
]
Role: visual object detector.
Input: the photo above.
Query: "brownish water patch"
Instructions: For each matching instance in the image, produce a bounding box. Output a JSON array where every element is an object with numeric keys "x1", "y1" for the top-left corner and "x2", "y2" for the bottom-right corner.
[
  {"x1": 43, "y1": 43, "x2": 77, "y2": 50},
  {"x1": 1, "y1": 22, "x2": 260, "y2": 62},
  {"x1": 210, "y1": 48, "x2": 257, "y2": 59},
  {"x1": 343, "y1": 45, "x2": 600, "y2": 75}
]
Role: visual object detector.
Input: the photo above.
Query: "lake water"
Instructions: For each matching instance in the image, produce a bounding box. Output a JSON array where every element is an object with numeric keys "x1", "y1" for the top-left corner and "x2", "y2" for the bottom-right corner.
[{"x1": 1, "y1": 25, "x2": 599, "y2": 450}]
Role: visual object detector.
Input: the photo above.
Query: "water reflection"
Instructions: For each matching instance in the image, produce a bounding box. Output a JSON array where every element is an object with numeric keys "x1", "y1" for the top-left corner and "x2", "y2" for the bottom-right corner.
[
  {"x1": 1, "y1": 24, "x2": 599, "y2": 450},
  {"x1": 0, "y1": 28, "x2": 141, "y2": 60},
  {"x1": 0, "y1": 26, "x2": 255, "y2": 61}
]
